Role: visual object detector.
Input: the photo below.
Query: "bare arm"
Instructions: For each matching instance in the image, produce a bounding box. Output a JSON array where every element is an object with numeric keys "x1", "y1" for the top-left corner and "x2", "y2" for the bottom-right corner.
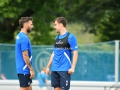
[
  {"x1": 46, "y1": 52, "x2": 54, "y2": 75},
  {"x1": 68, "y1": 50, "x2": 78, "y2": 74},
  {"x1": 22, "y1": 50, "x2": 33, "y2": 71},
  {"x1": 71, "y1": 50, "x2": 78, "y2": 69},
  {"x1": 22, "y1": 50, "x2": 35, "y2": 78}
]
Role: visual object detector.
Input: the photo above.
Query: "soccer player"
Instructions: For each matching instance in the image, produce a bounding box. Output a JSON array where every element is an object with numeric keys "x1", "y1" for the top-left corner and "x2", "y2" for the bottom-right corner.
[
  {"x1": 46, "y1": 17, "x2": 78, "y2": 90},
  {"x1": 15, "y1": 17, "x2": 35, "y2": 90}
]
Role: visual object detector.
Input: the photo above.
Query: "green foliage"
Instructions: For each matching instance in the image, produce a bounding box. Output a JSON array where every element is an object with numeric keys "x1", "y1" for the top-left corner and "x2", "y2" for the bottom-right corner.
[
  {"x1": 67, "y1": 22, "x2": 96, "y2": 44},
  {"x1": 50, "y1": 22, "x2": 96, "y2": 44},
  {"x1": 62, "y1": 0, "x2": 120, "y2": 42},
  {"x1": 95, "y1": 10, "x2": 120, "y2": 42},
  {"x1": 0, "y1": 0, "x2": 120, "y2": 44},
  {"x1": 66, "y1": 0, "x2": 120, "y2": 42},
  {"x1": 0, "y1": 0, "x2": 66, "y2": 44}
]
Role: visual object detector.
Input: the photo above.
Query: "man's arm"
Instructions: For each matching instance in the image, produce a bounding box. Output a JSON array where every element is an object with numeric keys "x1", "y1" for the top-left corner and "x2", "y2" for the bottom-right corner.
[
  {"x1": 68, "y1": 34, "x2": 78, "y2": 74},
  {"x1": 22, "y1": 50, "x2": 35, "y2": 78},
  {"x1": 68, "y1": 50, "x2": 78, "y2": 74},
  {"x1": 22, "y1": 50, "x2": 33, "y2": 70},
  {"x1": 71, "y1": 50, "x2": 78, "y2": 69},
  {"x1": 46, "y1": 52, "x2": 54, "y2": 75}
]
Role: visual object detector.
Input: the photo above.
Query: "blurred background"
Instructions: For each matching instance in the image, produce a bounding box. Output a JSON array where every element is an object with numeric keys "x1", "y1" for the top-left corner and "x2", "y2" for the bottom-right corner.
[
  {"x1": 0, "y1": 0, "x2": 120, "y2": 90},
  {"x1": 0, "y1": 0, "x2": 120, "y2": 44}
]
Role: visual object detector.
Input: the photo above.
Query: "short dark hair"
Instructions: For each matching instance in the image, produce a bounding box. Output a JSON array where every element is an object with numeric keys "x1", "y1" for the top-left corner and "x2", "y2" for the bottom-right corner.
[
  {"x1": 54, "y1": 17, "x2": 67, "y2": 27},
  {"x1": 19, "y1": 17, "x2": 33, "y2": 28}
]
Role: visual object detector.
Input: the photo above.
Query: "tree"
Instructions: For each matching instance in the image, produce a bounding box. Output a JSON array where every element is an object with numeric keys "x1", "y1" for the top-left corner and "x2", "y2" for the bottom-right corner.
[
  {"x1": 1, "y1": 0, "x2": 119, "y2": 44},
  {"x1": 0, "y1": 0, "x2": 65, "y2": 45},
  {"x1": 61, "y1": 0, "x2": 120, "y2": 42},
  {"x1": 94, "y1": 0, "x2": 120, "y2": 42}
]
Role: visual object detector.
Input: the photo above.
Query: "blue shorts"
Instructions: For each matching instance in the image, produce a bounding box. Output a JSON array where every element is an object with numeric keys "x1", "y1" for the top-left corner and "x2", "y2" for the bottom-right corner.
[
  {"x1": 18, "y1": 74, "x2": 32, "y2": 87},
  {"x1": 51, "y1": 71, "x2": 71, "y2": 90}
]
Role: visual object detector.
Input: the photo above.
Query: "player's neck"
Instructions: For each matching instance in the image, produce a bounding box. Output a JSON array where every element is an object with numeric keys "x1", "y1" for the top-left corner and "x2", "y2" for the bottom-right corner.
[
  {"x1": 21, "y1": 28, "x2": 28, "y2": 34},
  {"x1": 60, "y1": 28, "x2": 67, "y2": 35}
]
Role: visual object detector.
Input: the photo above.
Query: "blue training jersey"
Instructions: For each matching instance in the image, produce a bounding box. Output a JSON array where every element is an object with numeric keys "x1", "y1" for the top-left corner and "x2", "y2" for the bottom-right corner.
[
  {"x1": 15, "y1": 32, "x2": 33, "y2": 74},
  {"x1": 37, "y1": 72, "x2": 48, "y2": 87},
  {"x1": 52, "y1": 31, "x2": 78, "y2": 71}
]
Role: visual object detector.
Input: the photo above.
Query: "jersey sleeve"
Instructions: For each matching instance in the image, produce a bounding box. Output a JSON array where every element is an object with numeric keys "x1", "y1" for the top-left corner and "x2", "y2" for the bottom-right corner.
[
  {"x1": 20, "y1": 37, "x2": 29, "y2": 52},
  {"x1": 68, "y1": 34, "x2": 78, "y2": 51}
]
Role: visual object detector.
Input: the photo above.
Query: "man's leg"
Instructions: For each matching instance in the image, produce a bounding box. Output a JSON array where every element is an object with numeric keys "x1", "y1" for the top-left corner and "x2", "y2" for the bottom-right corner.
[
  {"x1": 28, "y1": 84, "x2": 32, "y2": 90},
  {"x1": 20, "y1": 84, "x2": 32, "y2": 90},
  {"x1": 54, "y1": 87, "x2": 61, "y2": 90},
  {"x1": 20, "y1": 87, "x2": 29, "y2": 90},
  {"x1": 54, "y1": 87, "x2": 70, "y2": 90}
]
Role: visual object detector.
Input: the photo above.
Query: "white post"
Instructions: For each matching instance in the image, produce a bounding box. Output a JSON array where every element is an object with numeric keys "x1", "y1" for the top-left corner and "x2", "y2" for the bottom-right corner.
[{"x1": 115, "y1": 40, "x2": 119, "y2": 84}]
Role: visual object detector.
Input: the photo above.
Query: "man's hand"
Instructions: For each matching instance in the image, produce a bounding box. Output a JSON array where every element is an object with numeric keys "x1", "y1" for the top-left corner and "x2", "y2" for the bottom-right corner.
[
  {"x1": 46, "y1": 67, "x2": 50, "y2": 76},
  {"x1": 30, "y1": 69, "x2": 35, "y2": 79},
  {"x1": 68, "y1": 68, "x2": 75, "y2": 74}
]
